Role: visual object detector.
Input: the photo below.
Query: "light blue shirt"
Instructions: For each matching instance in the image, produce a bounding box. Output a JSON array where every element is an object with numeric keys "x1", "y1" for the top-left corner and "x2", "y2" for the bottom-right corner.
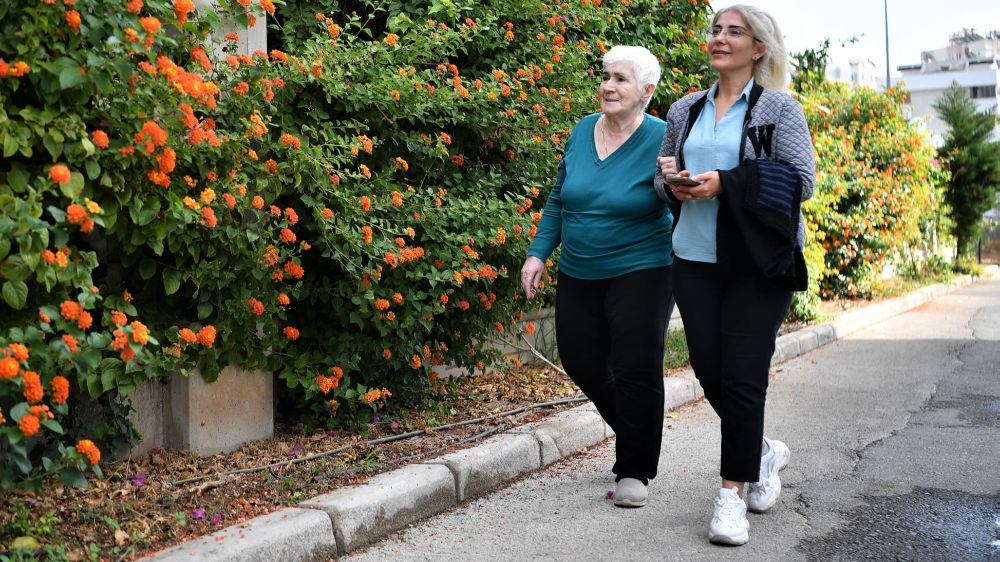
[{"x1": 672, "y1": 79, "x2": 754, "y2": 263}]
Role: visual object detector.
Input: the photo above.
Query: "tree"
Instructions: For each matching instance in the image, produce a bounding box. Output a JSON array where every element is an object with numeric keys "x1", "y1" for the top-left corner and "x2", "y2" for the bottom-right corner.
[{"x1": 933, "y1": 82, "x2": 1000, "y2": 259}]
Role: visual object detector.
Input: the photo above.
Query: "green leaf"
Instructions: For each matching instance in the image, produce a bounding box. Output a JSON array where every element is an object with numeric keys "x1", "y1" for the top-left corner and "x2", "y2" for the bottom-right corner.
[
  {"x1": 2, "y1": 280, "x2": 28, "y2": 309},
  {"x1": 138, "y1": 259, "x2": 157, "y2": 280},
  {"x1": 1, "y1": 255, "x2": 32, "y2": 282},
  {"x1": 7, "y1": 168, "x2": 29, "y2": 192},
  {"x1": 0, "y1": 238, "x2": 10, "y2": 261},
  {"x1": 59, "y1": 65, "x2": 90, "y2": 89},
  {"x1": 85, "y1": 159, "x2": 100, "y2": 180},
  {"x1": 59, "y1": 467, "x2": 89, "y2": 489},
  {"x1": 2, "y1": 132, "x2": 17, "y2": 158},
  {"x1": 197, "y1": 302, "x2": 213, "y2": 319},
  {"x1": 41, "y1": 419, "x2": 64, "y2": 435},
  {"x1": 59, "y1": 171, "x2": 85, "y2": 199},
  {"x1": 163, "y1": 269, "x2": 182, "y2": 295}
]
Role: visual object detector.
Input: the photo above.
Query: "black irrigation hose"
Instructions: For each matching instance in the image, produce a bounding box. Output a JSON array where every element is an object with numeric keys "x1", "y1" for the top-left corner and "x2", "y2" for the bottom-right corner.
[{"x1": 172, "y1": 395, "x2": 589, "y2": 487}]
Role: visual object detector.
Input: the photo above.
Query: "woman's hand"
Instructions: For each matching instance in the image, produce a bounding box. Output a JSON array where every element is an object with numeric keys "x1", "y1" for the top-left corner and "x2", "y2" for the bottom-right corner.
[
  {"x1": 657, "y1": 156, "x2": 677, "y2": 177},
  {"x1": 520, "y1": 256, "x2": 545, "y2": 299},
  {"x1": 670, "y1": 170, "x2": 722, "y2": 201}
]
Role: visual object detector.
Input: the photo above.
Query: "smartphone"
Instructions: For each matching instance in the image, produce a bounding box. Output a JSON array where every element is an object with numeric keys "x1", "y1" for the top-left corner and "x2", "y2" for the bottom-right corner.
[{"x1": 663, "y1": 175, "x2": 701, "y2": 187}]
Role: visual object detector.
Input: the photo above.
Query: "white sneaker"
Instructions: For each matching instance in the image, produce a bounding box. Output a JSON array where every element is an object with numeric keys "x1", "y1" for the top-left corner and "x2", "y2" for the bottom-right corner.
[
  {"x1": 708, "y1": 487, "x2": 749, "y2": 545},
  {"x1": 747, "y1": 437, "x2": 791, "y2": 513},
  {"x1": 613, "y1": 477, "x2": 648, "y2": 507}
]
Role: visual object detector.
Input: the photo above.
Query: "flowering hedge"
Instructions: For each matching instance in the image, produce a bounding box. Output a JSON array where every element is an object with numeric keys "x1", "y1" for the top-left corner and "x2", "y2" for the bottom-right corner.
[
  {"x1": 797, "y1": 82, "x2": 944, "y2": 300},
  {"x1": 0, "y1": 0, "x2": 712, "y2": 490}
]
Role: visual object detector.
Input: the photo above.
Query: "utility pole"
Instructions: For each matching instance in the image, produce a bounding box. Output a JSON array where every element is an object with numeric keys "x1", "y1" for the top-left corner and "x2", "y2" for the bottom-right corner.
[{"x1": 884, "y1": 0, "x2": 891, "y2": 89}]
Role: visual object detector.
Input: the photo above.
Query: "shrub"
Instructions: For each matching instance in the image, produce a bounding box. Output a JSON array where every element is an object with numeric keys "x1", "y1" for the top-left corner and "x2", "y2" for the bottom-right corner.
[
  {"x1": 798, "y1": 82, "x2": 944, "y2": 298},
  {"x1": 0, "y1": 0, "x2": 712, "y2": 489}
]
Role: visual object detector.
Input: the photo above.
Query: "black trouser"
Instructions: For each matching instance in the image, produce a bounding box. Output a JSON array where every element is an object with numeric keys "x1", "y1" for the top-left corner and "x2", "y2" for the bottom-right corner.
[
  {"x1": 672, "y1": 257, "x2": 792, "y2": 483},
  {"x1": 555, "y1": 266, "x2": 673, "y2": 483}
]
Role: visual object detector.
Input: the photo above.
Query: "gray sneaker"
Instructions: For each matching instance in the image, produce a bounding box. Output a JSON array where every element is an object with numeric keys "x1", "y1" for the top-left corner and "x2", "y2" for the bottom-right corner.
[{"x1": 613, "y1": 478, "x2": 648, "y2": 507}]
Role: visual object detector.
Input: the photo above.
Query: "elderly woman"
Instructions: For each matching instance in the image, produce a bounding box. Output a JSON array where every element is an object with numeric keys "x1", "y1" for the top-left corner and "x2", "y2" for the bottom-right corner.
[
  {"x1": 520, "y1": 45, "x2": 674, "y2": 508},
  {"x1": 655, "y1": 4, "x2": 816, "y2": 546}
]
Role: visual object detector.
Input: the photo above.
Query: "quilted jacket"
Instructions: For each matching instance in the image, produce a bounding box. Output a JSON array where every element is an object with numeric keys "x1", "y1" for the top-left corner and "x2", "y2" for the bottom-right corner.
[{"x1": 652, "y1": 83, "x2": 816, "y2": 249}]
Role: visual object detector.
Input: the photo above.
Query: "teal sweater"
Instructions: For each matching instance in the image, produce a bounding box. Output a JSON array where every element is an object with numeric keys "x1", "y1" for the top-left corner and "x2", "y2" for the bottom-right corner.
[{"x1": 527, "y1": 113, "x2": 674, "y2": 280}]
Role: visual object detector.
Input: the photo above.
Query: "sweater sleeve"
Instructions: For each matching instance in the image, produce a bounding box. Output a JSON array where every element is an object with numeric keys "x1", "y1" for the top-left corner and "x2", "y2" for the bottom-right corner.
[
  {"x1": 774, "y1": 98, "x2": 816, "y2": 201},
  {"x1": 526, "y1": 156, "x2": 566, "y2": 261},
  {"x1": 653, "y1": 114, "x2": 681, "y2": 203}
]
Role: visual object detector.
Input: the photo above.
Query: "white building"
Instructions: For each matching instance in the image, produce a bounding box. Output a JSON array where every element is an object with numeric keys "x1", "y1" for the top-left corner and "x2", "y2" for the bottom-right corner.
[{"x1": 895, "y1": 29, "x2": 1000, "y2": 145}]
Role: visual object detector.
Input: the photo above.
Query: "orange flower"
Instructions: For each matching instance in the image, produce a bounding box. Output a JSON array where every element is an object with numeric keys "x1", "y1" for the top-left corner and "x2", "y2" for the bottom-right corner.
[
  {"x1": 385, "y1": 311, "x2": 396, "y2": 321},
  {"x1": 284, "y1": 261, "x2": 305, "y2": 279},
  {"x1": 92, "y1": 130, "x2": 110, "y2": 149},
  {"x1": 49, "y1": 165, "x2": 71, "y2": 185},
  {"x1": 128, "y1": 321, "x2": 149, "y2": 345},
  {"x1": 280, "y1": 228, "x2": 296, "y2": 243},
  {"x1": 77, "y1": 310, "x2": 93, "y2": 330},
  {"x1": 277, "y1": 293, "x2": 290, "y2": 306},
  {"x1": 0, "y1": 357, "x2": 19, "y2": 379},
  {"x1": 451, "y1": 154, "x2": 465, "y2": 166},
  {"x1": 201, "y1": 207, "x2": 217, "y2": 228},
  {"x1": 65, "y1": 9, "x2": 81, "y2": 33},
  {"x1": 391, "y1": 292, "x2": 403, "y2": 304},
  {"x1": 222, "y1": 193, "x2": 237, "y2": 208},
  {"x1": 252, "y1": 195, "x2": 265, "y2": 209},
  {"x1": 247, "y1": 298, "x2": 265, "y2": 316},
  {"x1": 361, "y1": 225, "x2": 373, "y2": 244},
  {"x1": 280, "y1": 133, "x2": 301, "y2": 149},
  {"x1": 411, "y1": 354, "x2": 422, "y2": 369},
  {"x1": 283, "y1": 326, "x2": 299, "y2": 340},
  {"x1": 197, "y1": 325, "x2": 216, "y2": 347},
  {"x1": 62, "y1": 334, "x2": 79, "y2": 353},
  {"x1": 260, "y1": 0, "x2": 275, "y2": 15},
  {"x1": 174, "y1": 0, "x2": 196, "y2": 26},
  {"x1": 8, "y1": 343, "x2": 29, "y2": 361},
  {"x1": 75, "y1": 439, "x2": 101, "y2": 464},
  {"x1": 19, "y1": 413, "x2": 40, "y2": 437},
  {"x1": 140, "y1": 16, "x2": 161, "y2": 35},
  {"x1": 51, "y1": 376, "x2": 70, "y2": 404},
  {"x1": 200, "y1": 188, "x2": 216, "y2": 204},
  {"x1": 439, "y1": 294, "x2": 449, "y2": 306},
  {"x1": 60, "y1": 300, "x2": 82, "y2": 320},
  {"x1": 23, "y1": 371, "x2": 44, "y2": 403},
  {"x1": 360, "y1": 195, "x2": 372, "y2": 212},
  {"x1": 374, "y1": 298, "x2": 390, "y2": 311},
  {"x1": 178, "y1": 327, "x2": 197, "y2": 343},
  {"x1": 127, "y1": 0, "x2": 143, "y2": 12},
  {"x1": 360, "y1": 165, "x2": 372, "y2": 179},
  {"x1": 525, "y1": 322, "x2": 537, "y2": 335},
  {"x1": 383, "y1": 348, "x2": 392, "y2": 359}
]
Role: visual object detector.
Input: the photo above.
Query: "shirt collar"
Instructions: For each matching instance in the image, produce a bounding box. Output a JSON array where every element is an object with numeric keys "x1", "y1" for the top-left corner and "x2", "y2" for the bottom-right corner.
[{"x1": 706, "y1": 78, "x2": 756, "y2": 106}]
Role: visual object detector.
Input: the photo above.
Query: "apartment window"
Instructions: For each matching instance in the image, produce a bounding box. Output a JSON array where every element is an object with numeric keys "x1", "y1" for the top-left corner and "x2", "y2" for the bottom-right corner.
[{"x1": 970, "y1": 85, "x2": 997, "y2": 98}]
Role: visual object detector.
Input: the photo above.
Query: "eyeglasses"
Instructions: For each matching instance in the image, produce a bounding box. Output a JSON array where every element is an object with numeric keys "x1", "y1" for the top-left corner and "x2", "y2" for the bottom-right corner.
[{"x1": 705, "y1": 26, "x2": 760, "y2": 42}]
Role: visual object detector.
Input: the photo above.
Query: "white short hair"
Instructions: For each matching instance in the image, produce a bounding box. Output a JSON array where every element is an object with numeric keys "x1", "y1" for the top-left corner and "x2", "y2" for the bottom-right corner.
[{"x1": 602, "y1": 45, "x2": 662, "y2": 95}]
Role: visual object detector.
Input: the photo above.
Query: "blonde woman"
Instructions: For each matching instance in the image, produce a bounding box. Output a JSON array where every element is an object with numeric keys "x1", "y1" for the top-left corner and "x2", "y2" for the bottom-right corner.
[{"x1": 654, "y1": 4, "x2": 816, "y2": 545}]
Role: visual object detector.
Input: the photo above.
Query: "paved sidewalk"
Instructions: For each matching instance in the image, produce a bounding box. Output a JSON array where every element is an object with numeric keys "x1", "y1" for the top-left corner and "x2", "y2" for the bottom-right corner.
[{"x1": 144, "y1": 271, "x2": 996, "y2": 560}]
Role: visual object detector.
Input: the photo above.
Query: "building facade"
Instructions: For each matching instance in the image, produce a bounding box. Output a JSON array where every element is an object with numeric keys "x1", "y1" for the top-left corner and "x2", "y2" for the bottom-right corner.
[{"x1": 896, "y1": 28, "x2": 1000, "y2": 145}]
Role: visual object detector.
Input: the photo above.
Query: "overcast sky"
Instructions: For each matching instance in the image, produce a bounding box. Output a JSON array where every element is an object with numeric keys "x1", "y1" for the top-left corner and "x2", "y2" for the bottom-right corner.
[{"x1": 711, "y1": 0, "x2": 1000, "y2": 78}]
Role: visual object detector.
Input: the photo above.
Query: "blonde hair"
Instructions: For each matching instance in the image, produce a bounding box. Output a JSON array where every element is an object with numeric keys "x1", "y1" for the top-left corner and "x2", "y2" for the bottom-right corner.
[{"x1": 713, "y1": 4, "x2": 789, "y2": 92}]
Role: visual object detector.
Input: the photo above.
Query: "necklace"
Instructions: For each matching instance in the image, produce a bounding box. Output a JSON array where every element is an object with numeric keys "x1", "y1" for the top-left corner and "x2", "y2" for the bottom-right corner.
[{"x1": 600, "y1": 113, "x2": 644, "y2": 156}]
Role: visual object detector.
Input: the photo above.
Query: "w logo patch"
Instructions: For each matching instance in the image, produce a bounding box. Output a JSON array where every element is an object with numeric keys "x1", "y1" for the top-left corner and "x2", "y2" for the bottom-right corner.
[{"x1": 748, "y1": 124, "x2": 775, "y2": 158}]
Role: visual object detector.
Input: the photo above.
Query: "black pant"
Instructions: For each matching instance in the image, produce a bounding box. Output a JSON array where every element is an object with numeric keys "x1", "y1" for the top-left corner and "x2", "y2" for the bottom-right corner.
[
  {"x1": 672, "y1": 257, "x2": 792, "y2": 483},
  {"x1": 555, "y1": 266, "x2": 673, "y2": 483}
]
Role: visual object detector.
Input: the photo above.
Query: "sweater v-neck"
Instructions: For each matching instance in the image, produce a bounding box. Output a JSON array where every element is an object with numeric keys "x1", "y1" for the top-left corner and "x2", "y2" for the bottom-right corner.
[{"x1": 592, "y1": 114, "x2": 647, "y2": 166}]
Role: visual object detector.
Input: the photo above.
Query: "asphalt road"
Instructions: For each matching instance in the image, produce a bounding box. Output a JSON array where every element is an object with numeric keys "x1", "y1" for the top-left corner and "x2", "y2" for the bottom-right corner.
[{"x1": 349, "y1": 279, "x2": 1000, "y2": 561}]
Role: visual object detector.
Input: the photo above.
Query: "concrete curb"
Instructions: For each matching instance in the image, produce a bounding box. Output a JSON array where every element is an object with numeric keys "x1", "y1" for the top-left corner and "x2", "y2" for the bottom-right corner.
[
  {"x1": 145, "y1": 507, "x2": 337, "y2": 561},
  {"x1": 143, "y1": 273, "x2": 990, "y2": 560}
]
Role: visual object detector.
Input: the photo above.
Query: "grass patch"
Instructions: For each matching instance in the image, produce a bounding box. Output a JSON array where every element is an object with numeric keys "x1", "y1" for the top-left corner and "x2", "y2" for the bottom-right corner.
[{"x1": 664, "y1": 328, "x2": 690, "y2": 372}]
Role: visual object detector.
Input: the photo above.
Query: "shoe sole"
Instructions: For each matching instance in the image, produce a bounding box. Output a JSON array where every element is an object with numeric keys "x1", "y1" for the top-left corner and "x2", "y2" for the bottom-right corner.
[
  {"x1": 613, "y1": 498, "x2": 647, "y2": 508},
  {"x1": 747, "y1": 441, "x2": 791, "y2": 514},
  {"x1": 708, "y1": 530, "x2": 749, "y2": 546}
]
